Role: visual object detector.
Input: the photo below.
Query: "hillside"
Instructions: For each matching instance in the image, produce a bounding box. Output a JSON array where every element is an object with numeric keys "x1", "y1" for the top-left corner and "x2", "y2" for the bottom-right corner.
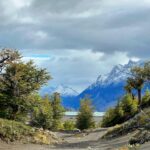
[
  {"x1": 102, "y1": 107, "x2": 150, "y2": 148},
  {"x1": 0, "y1": 118, "x2": 60, "y2": 144}
]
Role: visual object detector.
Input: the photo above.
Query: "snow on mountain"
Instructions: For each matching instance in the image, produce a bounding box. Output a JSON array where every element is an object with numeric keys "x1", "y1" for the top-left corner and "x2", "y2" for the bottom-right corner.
[
  {"x1": 89, "y1": 60, "x2": 142, "y2": 89},
  {"x1": 74, "y1": 60, "x2": 146, "y2": 111},
  {"x1": 40, "y1": 60, "x2": 145, "y2": 111},
  {"x1": 40, "y1": 84, "x2": 79, "y2": 97},
  {"x1": 52, "y1": 85, "x2": 79, "y2": 96}
]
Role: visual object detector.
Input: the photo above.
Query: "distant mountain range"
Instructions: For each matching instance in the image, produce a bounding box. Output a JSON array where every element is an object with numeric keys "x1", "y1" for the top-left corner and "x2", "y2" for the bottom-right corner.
[
  {"x1": 40, "y1": 60, "x2": 148, "y2": 111},
  {"x1": 40, "y1": 84, "x2": 79, "y2": 97},
  {"x1": 76, "y1": 60, "x2": 145, "y2": 111}
]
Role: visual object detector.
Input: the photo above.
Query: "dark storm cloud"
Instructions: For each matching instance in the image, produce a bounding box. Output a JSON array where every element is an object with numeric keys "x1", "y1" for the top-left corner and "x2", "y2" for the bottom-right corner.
[{"x1": 0, "y1": 0, "x2": 150, "y2": 58}]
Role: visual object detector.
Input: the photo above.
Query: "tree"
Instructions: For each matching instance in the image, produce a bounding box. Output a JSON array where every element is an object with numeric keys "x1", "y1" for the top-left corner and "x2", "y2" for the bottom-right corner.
[
  {"x1": 127, "y1": 66, "x2": 145, "y2": 108},
  {"x1": 51, "y1": 92, "x2": 65, "y2": 130},
  {"x1": 0, "y1": 48, "x2": 20, "y2": 72},
  {"x1": 124, "y1": 82, "x2": 135, "y2": 100},
  {"x1": 0, "y1": 50, "x2": 51, "y2": 120},
  {"x1": 76, "y1": 97, "x2": 95, "y2": 130},
  {"x1": 143, "y1": 61, "x2": 150, "y2": 81}
]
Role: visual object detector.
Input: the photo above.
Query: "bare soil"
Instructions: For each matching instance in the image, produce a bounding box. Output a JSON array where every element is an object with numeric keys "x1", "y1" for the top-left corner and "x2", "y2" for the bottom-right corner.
[{"x1": 0, "y1": 128, "x2": 149, "y2": 150}]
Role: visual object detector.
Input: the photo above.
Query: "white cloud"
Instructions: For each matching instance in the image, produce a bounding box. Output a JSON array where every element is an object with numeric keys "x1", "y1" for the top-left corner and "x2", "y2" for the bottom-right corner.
[
  {"x1": 0, "y1": 0, "x2": 148, "y2": 91},
  {"x1": 22, "y1": 49, "x2": 139, "y2": 92}
]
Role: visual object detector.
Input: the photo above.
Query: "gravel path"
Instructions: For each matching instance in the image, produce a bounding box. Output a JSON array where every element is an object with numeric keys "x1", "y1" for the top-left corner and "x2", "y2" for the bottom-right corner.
[{"x1": 0, "y1": 128, "x2": 150, "y2": 150}]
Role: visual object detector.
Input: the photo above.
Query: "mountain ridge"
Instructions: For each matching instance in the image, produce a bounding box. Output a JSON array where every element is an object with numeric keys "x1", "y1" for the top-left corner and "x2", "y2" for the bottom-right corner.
[
  {"x1": 40, "y1": 60, "x2": 147, "y2": 111},
  {"x1": 40, "y1": 84, "x2": 79, "y2": 97},
  {"x1": 62, "y1": 60, "x2": 147, "y2": 111}
]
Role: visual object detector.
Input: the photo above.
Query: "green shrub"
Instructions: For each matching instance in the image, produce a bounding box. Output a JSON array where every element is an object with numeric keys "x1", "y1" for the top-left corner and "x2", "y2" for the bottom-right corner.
[
  {"x1": 0, "y1": 118, "x2": 59, "y2": 144},
  {"x1": 51, "y1": 92, "x2": 65, "y2": 130},
  {"x1": 0, "y1": 118, "x2": 34, "y2": 142},
  {"x1": 31, "y1": 95, "x2": 53, "y2": 129},
  {"x1": 76, "y1": 97, "x2": 95, "y2": 130},
  {"x1": 141, "y1": 89, "x2": 150, "y2": 108},
  {"x1": 101, "y1": 94, "x2": 138, "y2": 127},
  {"x1": 63, "y1": 120, "x2": 76, "y2": 130},
  {"x1": 102, "y1": 108, "x2": 150, "y2": 139}
]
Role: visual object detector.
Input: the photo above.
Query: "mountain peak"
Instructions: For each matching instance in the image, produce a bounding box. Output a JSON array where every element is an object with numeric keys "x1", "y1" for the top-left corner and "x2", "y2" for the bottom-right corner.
[
  {"x1": 40, "y1": 84, "x2": 79, "y2": 97},
  {"x1": 55, "y1": 84, "x2": 79, "y2": 96},
  {"x1": 77, "y1": 60, "x2": 145, "y2": 111},
  {"x1": 89, "y1": 60, "x2": 142, "y2": 89}
]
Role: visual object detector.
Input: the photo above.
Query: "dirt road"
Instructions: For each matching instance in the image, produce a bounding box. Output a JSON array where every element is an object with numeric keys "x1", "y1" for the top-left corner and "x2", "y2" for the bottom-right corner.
[{"x1": 0, "y1": 128, "x2": 149, "y2": 150}]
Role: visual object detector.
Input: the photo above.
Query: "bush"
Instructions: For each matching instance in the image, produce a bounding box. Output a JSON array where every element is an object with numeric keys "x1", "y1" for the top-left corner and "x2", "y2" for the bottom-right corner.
[
  {"x1": 31, "y1": 95, "x2": 53, "y2": 129},
  {"x1": 0, "y1": 118, "x2": 34, "y2": 142},
  {"x1": 120, "y1": 94, "x2": 138, "y2": 118},
  {"x1": 101, "y1": 94, "x2": 138, "y2": 127},
  {"x1": 141, "y1": 89, "x2": 150, "y2": 108},
  {"x1": 76, "y1": 97, "x2": 95, "y2": 130},
  {"x1": 0, "y1": 118, "x2": 59, "y2": 144},
  {"x1": 63, "y1": 120, "x2": 76, "y2": 130},
  {"x1": 102, "y1": 108, "x2": 150, "y2": 139},
  {"x1": 51, "y1": 92, "x2": 65, "y2": 130}
]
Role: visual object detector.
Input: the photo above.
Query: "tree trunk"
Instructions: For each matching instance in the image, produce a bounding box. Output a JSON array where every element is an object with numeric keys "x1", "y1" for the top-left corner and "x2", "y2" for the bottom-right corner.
[{"x1": 132, "y1": 93, "x2": 135, "y2": 100}]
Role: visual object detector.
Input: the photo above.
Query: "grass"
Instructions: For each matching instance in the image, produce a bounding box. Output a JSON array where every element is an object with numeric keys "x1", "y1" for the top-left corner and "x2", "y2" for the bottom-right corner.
[
  {"x1": 0, "y1": 118, "x2": 59, "y2": 144},
  {"x1": 0, "y1": 118, "x2": 34, "y2": 142}
]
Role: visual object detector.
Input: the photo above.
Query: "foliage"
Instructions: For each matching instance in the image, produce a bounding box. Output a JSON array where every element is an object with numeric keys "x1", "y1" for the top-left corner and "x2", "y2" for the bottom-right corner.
[
  {"x1": 0, "y1": 118, "x2": 34, "y2": 142},
  {"x1": 31, "y1": 95, "x2": 53, "y2": 129},
  {"x1": 102, "y1": 108, "x2": 150, "y2": 139},
  {"x1": 120, "y1": 95, "x2": 138, "y2": 117},
  {"x1": 125, "y1": 61, "x2": 150, "y2": 108},
  {"x1": 76, "y1": 97, "x2": 95, "y2": 130},
  {"x1": 0, "y1": 48, "x2": 21, "y2": 72},
  {"x1": 141, "y1": 89, "x2": 150, "y2": 108},
  {"x1": 63, "y1": 120, "x2": 76, "y2": 130},
  {"x1": 0, "y1": 118, "x2": 59, "y2": 144},
  {"x1": 101, "y1": 94, "x2": 138, "y2": 127},
  {"x1": 0, "y1": 49, "x2": 51, "y2": 121},
  {"x1": 51, "y1": 92, "x2": 65, "y2": 130}
]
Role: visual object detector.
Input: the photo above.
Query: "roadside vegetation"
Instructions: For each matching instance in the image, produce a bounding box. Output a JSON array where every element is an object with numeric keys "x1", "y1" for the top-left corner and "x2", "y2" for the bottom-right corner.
[
  {"x1": 0, "y1": 48, "x2": 95, "y2": 144},
  {"x1": 0, "y1": 118, "x2": 60, "y2": 144},
  {"x1": 0, "y1": 48, "x2": 150, "y2": 148},
  {"x1": 102, "y1": 61, "x2": 150, "y2": 146},
  {"x1": 76, "y1": 97, "x2": 95, "y2": 130},
  {"x1": 0, "y1": 49, "x2": 64, "y2": 143}
]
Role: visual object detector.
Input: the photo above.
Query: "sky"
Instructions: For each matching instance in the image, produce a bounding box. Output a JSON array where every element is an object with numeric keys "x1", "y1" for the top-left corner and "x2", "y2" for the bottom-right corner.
[{"x1": 0, "y1": 0, "x2": 150, "y2": 92}]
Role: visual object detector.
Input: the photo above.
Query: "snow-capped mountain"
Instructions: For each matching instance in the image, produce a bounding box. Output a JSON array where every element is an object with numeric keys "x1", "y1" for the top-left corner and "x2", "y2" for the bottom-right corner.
[
  {"x1": 65, "y1": 60, "x2": 146, "y2": 111},
  {"x1": 89, "y1": 60, "x2": 142, "y2": 88},
  {"x1": 40, "y1": 60, "x2": 147, "y2": 111},
  {"x1": 40, "y1": 84, "x2": 79, "y2": 97}
]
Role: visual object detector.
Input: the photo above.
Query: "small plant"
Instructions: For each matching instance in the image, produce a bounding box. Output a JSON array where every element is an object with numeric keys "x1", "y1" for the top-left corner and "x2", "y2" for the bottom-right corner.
[{"x1": 63, "y1": 120, "x2": 76, "y2": 130}]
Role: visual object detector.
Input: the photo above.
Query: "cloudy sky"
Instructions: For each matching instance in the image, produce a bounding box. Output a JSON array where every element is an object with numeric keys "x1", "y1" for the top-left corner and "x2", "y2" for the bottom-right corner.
[{"x1": 0, "y1": 0, "x2": 150, "y2": 92}]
